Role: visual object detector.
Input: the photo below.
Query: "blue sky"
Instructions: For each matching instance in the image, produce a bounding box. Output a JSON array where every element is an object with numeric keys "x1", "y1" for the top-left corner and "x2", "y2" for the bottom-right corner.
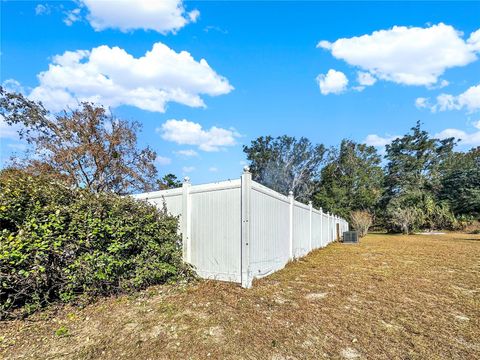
[{"x1": 1, "y1": 1, "x2": 480, "y2": 184}]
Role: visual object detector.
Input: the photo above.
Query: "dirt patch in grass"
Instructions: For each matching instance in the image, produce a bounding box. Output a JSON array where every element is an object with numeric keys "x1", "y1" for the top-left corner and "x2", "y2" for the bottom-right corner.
[{"x1": 1, "y1": 233, "x2": 479, "y2": 359}]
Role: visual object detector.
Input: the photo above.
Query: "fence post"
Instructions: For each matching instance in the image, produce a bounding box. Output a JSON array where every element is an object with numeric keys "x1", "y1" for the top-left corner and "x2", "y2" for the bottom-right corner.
[
  {"x1": 182, "y1": 176, "x2": 192, "y2": 263},
  {"x1": 288, "y1": 191, "x2": 294, "y2": 260},
  {"x1": 308, "y1": 201, "x2": 313, "y2": 252},
  {"x1": 334, "y1": 215, "x2": 337, "y2": 241},
  {"x1": 319, "y1": 207, "x2": 323, "y2": 247},
  {"x1": 241, "y1": 166, "x2": 252, "y2": 288},
  {"x1": 327, "y1": 212, "x2": 331, "y2": 243},
  {"x1": 336, "y1": 216, "x2": 340, "y2": 242}
]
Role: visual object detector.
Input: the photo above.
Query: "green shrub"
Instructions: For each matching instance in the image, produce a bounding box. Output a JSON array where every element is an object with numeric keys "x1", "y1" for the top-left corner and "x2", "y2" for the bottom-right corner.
[
  {"x1": 455, "y1": 214, "x2": 476, "y2": 230},
  {"x1": 0, "y1": 169, "x2": 191, "y2": 318},
  {"x1": 384, "y1": 191, "x2": 458, "y2": 233}
]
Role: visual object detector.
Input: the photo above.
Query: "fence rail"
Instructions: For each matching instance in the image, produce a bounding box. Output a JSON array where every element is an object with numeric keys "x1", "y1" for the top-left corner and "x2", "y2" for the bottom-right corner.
[{"x1": 133, "y1": 167, "x2": 348, "y2": 288}]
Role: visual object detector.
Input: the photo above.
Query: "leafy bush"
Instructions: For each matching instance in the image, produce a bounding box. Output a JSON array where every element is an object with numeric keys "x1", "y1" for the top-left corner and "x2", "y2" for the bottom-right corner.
[
  {"x1": 421, "y1": 196, "x2": 457, "y2": 230},
  {"x1": 387, "y1": 206, "x2": 421, "y2": 234},
  {"x1": 384, "y1": 191, "x2": 458, "y2": 234},
  {"x1": 454, "y1": 214, "x2": 476, "y2": 231},
  {"x1": 350, "y1": 210, "x2": 372, "y2": 238},
  {"x1": 0, "y1": 169, "x2": 191, "y2": 318}
]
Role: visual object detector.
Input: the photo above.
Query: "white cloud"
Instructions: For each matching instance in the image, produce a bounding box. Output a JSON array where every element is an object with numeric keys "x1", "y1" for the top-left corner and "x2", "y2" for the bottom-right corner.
[
  {"x1": 435, "y1": 128, "x2": 480, "y2": 146},
  {"x1": 204, "y1": 25, "x2": 228, "y2": 34},
  {"x1": 2, "y1": 79, "x2": 24, "y2": 94},
  {"x1": 318, "y1": 23, "x2": 480, "y2": 86},
  {"x1": 175, "y1": 149, "x2": 199, "y2": 157},
  {"x1": 158, "y1": 119, "x2": 239, "y2": 152},
  {"x1": 63, "y1": 8, "x2": 81, "y2": 26},
  {"x1": 188, "y1": 9, "x2": 200, "y2": 23},
  {"x1": 415, "y1": 97, "x2": 429, "y2": 109},
  {"x1": 316, "y1": 69, "x2": 348, "y2": 95},
  {"x1": 422, "y1": 84, "x2": 480, "y2": 113},
  {"x1": 182, "y1": 166, "x2": 195, "y2": 173},
  {"x1": 80, "y1": 0, "x2": 199, "y2": 34},
  {"x1": 155, "y1": 155, "x2": 172, "y2": 166},
  {"x1": 364, "y1": 134, "x2": 399, "y2": 147},
  {"x1": 208, "y1": 166, "x2": 218, "y2": 172},
  {"x1": 357, "y1": 71, "x2": 376, "y2": 86},
  {"x1": 469, "y1": 29, "x2": 480, "y2": 51},
  {"x1": 29, "y1": 42, "x2": 233, "y2": 113},
  {"x1": 449, "y1": 84, "x2": 480, "y2": 112},
  {"x1": 35, "y1": 4, "x2": 51, "y2": 15},
  {"x1": 436, "y1": 93, "x2": 459, "y2": 111},
  {"x1": 473, "y1": 120, "x2": 480, "y2": 130},
  {"x1": 352, "y1": 86, "x2": 365, "y2": 92},
  {"x1": 427, "y1": 79, "x2": 449, "y2": 90}
]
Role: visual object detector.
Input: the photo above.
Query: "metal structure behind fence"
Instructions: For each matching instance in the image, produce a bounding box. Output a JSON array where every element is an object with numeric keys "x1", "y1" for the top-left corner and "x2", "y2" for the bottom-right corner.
[{"x1": 133, "y1": 167, "x2": 349, "y2": 288}]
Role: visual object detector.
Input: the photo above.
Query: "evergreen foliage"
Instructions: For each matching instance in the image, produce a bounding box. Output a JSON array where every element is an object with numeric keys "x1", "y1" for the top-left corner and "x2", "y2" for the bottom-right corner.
[{"x1": 0, "y1": 169, "x2": 191, "y2": 318}]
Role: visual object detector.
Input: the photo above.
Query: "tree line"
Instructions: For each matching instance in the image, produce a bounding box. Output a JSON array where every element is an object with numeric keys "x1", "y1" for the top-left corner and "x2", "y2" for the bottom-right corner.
[
  {"x1": 1, "y1": 87, "x2": 479, "y2": 233},
  {"x1": 243, "y1": 124, "x2": 480, "y2": 233}
]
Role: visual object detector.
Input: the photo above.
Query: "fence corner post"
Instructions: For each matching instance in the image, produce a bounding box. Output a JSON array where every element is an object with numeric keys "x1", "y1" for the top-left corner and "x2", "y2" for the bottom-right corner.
[
  {"x1": 288, "y1": 190, "x2": 294, "y2": 260},
  {"x1": 308, "y1": 201, "x2": 313, "y2": 252},
  {"x1": 182, "y1": 176, "x2": 192, "y2": 263},
  {"x1": 241, "y1": 166, "x2": 252, "y2": 288}
]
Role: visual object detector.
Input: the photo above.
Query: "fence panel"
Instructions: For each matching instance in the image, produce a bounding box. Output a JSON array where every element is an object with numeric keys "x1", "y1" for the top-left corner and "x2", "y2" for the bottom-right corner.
[
  {"x1": 133, "y1": 188, "x2": 182, "y2": 215},
  {"x1": 131, "y1": 188, "x2": 183, "y2": 226},
  {"x1": 312, "y1": 210, "x2": 323, "y2": 249},
  {"x1": 293, "y1": 201, "x2": 310, "y2": 258},
  {"x1": 321, "y1": 213, "x2": 329, "y2": 246},
  {"x1": 190, "y1": 184, "x2": 241, "y2": 282},
  {"x1": 249, "y1": 182, "x2": 290, "y2": 279}
]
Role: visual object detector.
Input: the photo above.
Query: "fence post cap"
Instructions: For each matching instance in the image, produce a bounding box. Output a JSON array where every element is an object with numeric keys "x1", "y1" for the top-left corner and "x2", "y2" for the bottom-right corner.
[
  {"x1": 243, "y1": 165, "x2": 250, "y2": 173},
  {"x1": 183, "y1": 176, "x2": 190, "y2": 183},
  {"x1": 288, "y1": 190, "x2": 294, "y2": 196}
]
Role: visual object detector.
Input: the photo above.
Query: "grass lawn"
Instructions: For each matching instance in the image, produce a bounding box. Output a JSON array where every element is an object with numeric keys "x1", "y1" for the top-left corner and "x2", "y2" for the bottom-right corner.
[{"x1": 1, "y1": 233, "x2": 479, "y2": 359}]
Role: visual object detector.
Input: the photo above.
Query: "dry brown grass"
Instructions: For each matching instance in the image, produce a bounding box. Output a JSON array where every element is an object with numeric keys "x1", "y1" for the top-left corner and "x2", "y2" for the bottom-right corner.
[{"x1": 1, "y1": 233, "x2": 479, "y2": 359}]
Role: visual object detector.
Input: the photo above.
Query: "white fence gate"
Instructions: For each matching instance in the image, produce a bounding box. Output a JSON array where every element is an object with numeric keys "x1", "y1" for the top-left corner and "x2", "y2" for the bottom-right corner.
[{"x1": 133, "y1": 167, "x2": 349, "y2": 288}]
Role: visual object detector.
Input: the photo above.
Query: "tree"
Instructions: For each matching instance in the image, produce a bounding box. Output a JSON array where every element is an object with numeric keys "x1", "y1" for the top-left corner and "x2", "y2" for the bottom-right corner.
[
  {"x1": 382, "y1": 121, "x2": 457, "y2": 231},
  {"x1": 1, "y1": 88, "x2": 157, "y2": 195},
  {"x1": 384, "y1": 121, "x2": 456, "y2": 201},
  {"x1": 243, "y1": 135, "x2": 326, "y2": 201},
  {"x1": 157, "y1": 173, "x2": 183, "y2": 190},
  {"x1": 387, "y1": 206, "x2": 421, "y2": 235},
  {"x1": 440, "y1": 147, "x2": 480, "y2": 216},
  {"x1": 314, "y1": 139, "x2": 383, "y2": 219}
]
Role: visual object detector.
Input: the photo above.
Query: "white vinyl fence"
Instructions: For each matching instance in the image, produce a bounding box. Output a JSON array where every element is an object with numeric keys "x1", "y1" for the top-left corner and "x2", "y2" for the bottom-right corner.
[{"x1": 133, "y1": 167, "x2": 348, "y2": 288}]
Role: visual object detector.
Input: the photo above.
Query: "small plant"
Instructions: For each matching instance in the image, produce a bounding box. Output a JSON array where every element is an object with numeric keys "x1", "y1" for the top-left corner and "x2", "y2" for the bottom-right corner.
[
  {"x1": 55, "y1": 326, "x2": 69, "y2": 337},
  {"x1": 350, "y1": 210, "x2": 373, "y2": 237}
]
